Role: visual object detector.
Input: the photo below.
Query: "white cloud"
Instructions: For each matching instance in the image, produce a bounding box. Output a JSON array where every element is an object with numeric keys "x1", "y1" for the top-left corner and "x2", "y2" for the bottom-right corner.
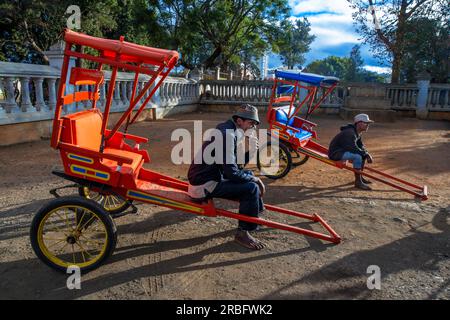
[
  {"x1": 289, "y1": 0, "x2": 354, "y2": 16},
  {"x1": 289, "y1": 1, "x2": 360, "y2": 48},
  {"x1": 363, "y1": 65, "x2": 391, "y2": 74},
  {"x1": 272, "y1": 0, "x2": 389, "y2": 68}
]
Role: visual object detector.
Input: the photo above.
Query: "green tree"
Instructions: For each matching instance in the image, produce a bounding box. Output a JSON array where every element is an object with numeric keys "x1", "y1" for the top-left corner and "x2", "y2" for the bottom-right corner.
[
  {"x1": 0, "y1": 0, "x2": 129, "y2": 64},
  {"x1": 348, "y1": 0, "x2": 449, "y2": 83},
  {"x1": 305, "y1": 56, "x2": 351, "y2": 79},
  {"x1": 274, "y1": 18, "x2": 315, "y2": 69},
  {"x1": 153, "y1": 0, "x2": 291, "y2": 70},
  {"x1": 402, "y1": 17, "x2": 449, "y2": 83},
  {"x1": 304, "y1": 49, "x2": 387, "y2": 83},
  {"x1": 347, "y1": 44, "x2": 364, "y2": 81}
]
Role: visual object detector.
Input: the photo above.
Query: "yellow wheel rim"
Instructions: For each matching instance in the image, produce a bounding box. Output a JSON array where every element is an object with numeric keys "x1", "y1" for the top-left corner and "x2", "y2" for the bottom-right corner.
[
  {"x1": 259, "y1": 145, "x2": 289, "y2": 176},
  {"x1": 37, "y1": 205, "x2": 108, "y2": 269},
  {"x1": 82, "y1": 187, "x2": 127, "y2": 212}
]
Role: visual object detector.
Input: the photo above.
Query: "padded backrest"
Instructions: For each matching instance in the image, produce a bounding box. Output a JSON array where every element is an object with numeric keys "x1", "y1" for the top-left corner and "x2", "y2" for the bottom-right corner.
[
  {"x1": 61, "y1": 109, "x2": 103, "y2": 151},
  {"x1": 274, "y1": 107, "x2": 295, "y2": 126},
  {"x1": 69, "y1": 67, "x2": 104, "y2": 86}
]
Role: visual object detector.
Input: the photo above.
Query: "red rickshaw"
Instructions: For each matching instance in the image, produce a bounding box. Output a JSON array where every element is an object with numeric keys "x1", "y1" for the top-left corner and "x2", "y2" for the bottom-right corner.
[{"x1": 30, "y1": 31, "x2": 341, "y2": 273}]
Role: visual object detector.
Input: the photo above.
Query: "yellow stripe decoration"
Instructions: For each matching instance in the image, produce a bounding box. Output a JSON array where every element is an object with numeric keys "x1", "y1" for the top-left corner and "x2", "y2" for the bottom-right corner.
[{"x1": 126, "y1": 190, "x2": 204, "y2": 214}]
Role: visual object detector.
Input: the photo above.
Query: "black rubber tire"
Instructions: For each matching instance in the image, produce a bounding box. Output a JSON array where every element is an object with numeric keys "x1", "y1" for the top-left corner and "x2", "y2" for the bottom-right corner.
[
  {"x1": 78, "y1": 186, "x2": 131, "y2": 216},
  {"x1": 291, "y1": 149, "x2": 310, "y2": 167},
  {"x1": 257, "y1": 141, "x2": 292, "y2": 179},
  {"x1": 30, "y1": 196, "x2": 117, "y2": 273}
]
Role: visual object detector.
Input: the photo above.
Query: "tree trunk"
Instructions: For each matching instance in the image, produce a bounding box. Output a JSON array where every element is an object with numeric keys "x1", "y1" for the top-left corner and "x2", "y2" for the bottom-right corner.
[
  {"x1": 390, "y1": 53, "x2": 402, "y2": 83},
  {"x1": 390, "y1": 0, "x2": 408, "y2": 84},
  {"x1": 202, "y1": 46, "x2": 222, "y2": 69}
]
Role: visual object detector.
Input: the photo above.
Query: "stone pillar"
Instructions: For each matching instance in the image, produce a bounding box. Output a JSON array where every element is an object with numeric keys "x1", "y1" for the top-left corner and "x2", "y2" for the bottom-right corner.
[
  {"x1": 121, "y1": 81, "x2": 129, "y2": 107},
  {"x1": 416, "y1": 71, "x2": 431, "y2": 119},
  {"x1": 4, "y1": 77, "x2": 20, "y2": 113},
  {"x1": 47, "y1": 78, "x2": 57, "y2": 110},
  {"x1": 113, "y1": 81, "x2": 122, "y2": 108},
  {"x1": 0, "y1": 78, "x2": 5, "y2": 118},
  {"x1": 136, "y1": 81, "x2": 143, "y2": 107},
  {"x1": 215, "y1": 67, "x2": 220, "y2": 80},
  {"x1": 33, "y1": 77, "x2": 48, "y2": 111},
  {"x1": 159, "y1": 83, "x2": 166, "y2": 106},
  {"x1": 19, "y1": 77, "x2": 35, "y2": 112}
]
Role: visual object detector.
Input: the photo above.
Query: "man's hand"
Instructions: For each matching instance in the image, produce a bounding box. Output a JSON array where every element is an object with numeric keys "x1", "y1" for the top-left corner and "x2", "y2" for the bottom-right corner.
[
  {"x1": 366, "y1": 153, "x2": 373, "y2": 164},
  {"x1": 254, "y1": 177, "x2": 266, "y2": 197},
  {"x1": 244, "y1": 133, "x2": 259, "y2": 151}
]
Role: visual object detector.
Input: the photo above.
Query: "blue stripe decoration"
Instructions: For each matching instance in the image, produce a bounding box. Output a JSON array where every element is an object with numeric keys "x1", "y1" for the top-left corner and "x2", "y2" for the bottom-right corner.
[
  {"x1": 72, "y1": 166, "x2": 86, "y2": 174},
  {"x1": 128, "y1": 190, "x2": 167, "y2": 204},
  {"x1": 96, "y1": 172, "x2": 109, "y2": 179},
  {"x1": 70, "y1": 165, "x2": 110, "y2": 181},
  {"x1": 126, "y1": 190, "x2": 204, "y2": 213},
  {"x1": 68, "y1": 154, "x2": 93, "y2": 164},
  {"x1": 128, "y1": 191, "x2": 185, "y2": 208}
]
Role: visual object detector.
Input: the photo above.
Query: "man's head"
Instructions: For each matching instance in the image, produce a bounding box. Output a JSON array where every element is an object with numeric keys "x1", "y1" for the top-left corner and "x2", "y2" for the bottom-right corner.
[
  {"x1": 232, "y1": 104, "x2": 260, "y2": 132},
  {"x1": 354, "y1": 113, "x2": 374, "y2": 133}
]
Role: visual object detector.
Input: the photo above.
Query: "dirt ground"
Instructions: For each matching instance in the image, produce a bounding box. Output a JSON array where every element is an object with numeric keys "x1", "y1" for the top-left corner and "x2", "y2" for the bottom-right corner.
[{"x1": 0, "y1": 111, "x2": 449, "y2": 300}]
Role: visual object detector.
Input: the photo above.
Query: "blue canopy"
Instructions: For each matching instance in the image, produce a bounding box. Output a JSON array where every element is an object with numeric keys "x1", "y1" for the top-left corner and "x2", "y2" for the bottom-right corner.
[{"x1": 275, "y1": 70, "x2": 339, "y2": 86}]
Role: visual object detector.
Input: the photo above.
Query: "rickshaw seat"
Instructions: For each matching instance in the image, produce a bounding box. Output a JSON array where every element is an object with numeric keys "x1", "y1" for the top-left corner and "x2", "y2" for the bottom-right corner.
[
  {"x1": 102, "y1": 148, "x2": 143, "y2": 172},
  {"x1": 274, "y1": 108, "x2": 312, "y2": 141},
  {"x1": 287, "y1": 128, "x2": 312, "y2": 141},
  {"x1": 274, "y1": 107, "x2": 295, "y2": 126},
  {"x1": 61, "y1": 109, "x2": 144, "y2": 173}
]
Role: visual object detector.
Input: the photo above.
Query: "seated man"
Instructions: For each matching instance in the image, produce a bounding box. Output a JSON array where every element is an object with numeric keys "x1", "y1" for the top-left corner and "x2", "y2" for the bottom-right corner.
[
  {"x1": 328, "y1": 114, "x2": 374, "y2": 190},
  {"x1": 187, "y1": 104, "x2": 266, "y2": 250}
]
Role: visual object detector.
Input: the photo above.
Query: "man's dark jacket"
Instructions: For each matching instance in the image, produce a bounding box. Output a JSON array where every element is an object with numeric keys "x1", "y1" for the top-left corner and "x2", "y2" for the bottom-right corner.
[
  {"x1": 328, "y1": 124, "x2": 369, "y2": 161},
  {"x1": 188, "y1": 119, "x2": 255, "y2": 185}
]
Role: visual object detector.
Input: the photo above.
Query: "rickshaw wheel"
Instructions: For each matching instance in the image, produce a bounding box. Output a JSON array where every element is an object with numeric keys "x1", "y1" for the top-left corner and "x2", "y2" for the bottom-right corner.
[
  {"x1": 257, "y1": 141, "x2": 292, "y2": 179},
  {"x1": 79, "y1": 186, "x2": 131, "y2": 215},
  {"x1": 30, "y1": 196, "x2": 117, "y2": 273},
  {"x1": 291, "y1": 149, "x2": 310, "y2": 166}
]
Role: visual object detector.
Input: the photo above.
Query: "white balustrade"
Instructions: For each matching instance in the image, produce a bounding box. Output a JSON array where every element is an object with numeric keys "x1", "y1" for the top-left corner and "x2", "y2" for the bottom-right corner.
[
  {"x1": 1, "y1": 60, "x2": 449, "y2": 127},
  {"x1": 0, "y1": 61, "x2": 201, "y2": 125}
]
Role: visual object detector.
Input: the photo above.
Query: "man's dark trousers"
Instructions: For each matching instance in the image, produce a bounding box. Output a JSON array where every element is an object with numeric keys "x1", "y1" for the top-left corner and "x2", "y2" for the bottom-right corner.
[{"x1": 206, "y1": 179, "x2": 264, "y2": 231}]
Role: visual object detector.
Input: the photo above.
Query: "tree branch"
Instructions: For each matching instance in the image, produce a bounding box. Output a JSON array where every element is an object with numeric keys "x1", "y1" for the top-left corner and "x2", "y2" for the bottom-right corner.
[
  {"x1": 405, "y1": 0, "x2": 429, "y2": 19},
  {"x1": 368, "y1": 0, "x2": 394, "y2": 52},
  {"x1": 23, "y1": 19, "x2": 49, "y2": 63}
]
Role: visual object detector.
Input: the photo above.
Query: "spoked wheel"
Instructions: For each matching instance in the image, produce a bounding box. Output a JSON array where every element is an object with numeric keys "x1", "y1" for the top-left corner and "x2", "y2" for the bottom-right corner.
[
  {"x1": 291, "y1": 149, "x2": 310, "y2": 167},
  {"x1": 79, "y1": 186, "x2": 131, "y2": 215},
  {"x1": 257, "y1": 141, "x2": 292, "y2": 179},
  {"x1": 30, "y1": 196, "x2": 117, "y2": 273}
]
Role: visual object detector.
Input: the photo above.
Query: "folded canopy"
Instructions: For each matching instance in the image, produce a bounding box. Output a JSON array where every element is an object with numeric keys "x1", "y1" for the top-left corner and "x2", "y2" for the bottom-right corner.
[
  {"x1": 64, "y1": 29, "x2": 179, "y2": 67},
  {"x1": 275, "y1": 70, "x2": 339, "y2": 86}
]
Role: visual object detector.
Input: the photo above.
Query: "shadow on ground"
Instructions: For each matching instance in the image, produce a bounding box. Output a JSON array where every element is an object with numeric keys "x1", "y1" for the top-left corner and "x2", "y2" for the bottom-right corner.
[
  {"x1": 0, "y1": 206, "x2": 332, "y2": 299},
  {"x1": 262, "y1": 206, "x2": 450, "y2": 299}
]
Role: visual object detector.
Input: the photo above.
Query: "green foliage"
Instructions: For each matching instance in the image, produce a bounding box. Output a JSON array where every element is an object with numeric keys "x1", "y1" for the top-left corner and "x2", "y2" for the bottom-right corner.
[
  {"x1": 1, "y1": 0, "x2": 298, "y2": 76},
  {"x1": 347, "y1": 44, "x2": 364, "y2": 82},
  {"x1": 0, "y1": 0, "x2": 122, "y2": 63},
  {"x1": 304, "y1": 45, "x2": 387, "y2": 83},
  {"x1": 305, "y1": 56, "x2": 351, "y2": 79},
  {"x1": 274, "y1": 18, "x2": 315, "y2": 69},
  {"x1": 348, "y1": 0, "x2": 449, "y2": 83},
  {"x1": 401, "y1": 17, "x2": 449, "y2": 83},
  {"x1": 153, "y1": 0, "x2": 291, "y2": 70}
]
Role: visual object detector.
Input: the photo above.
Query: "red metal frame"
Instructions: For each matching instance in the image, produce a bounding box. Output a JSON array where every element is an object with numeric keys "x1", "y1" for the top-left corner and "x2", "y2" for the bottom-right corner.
[
  {"x1": 49, "y1": 29, "x2": 341, "y2": 245},
  {"x1": 267, "y1": 74, "x2": 428, "y2": 201}
]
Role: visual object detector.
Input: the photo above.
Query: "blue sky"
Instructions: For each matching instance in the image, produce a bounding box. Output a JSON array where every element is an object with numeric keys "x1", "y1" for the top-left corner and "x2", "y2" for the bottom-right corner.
[{"x1": 268, "y1": 0, "x2": 392, "y2": 74}]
